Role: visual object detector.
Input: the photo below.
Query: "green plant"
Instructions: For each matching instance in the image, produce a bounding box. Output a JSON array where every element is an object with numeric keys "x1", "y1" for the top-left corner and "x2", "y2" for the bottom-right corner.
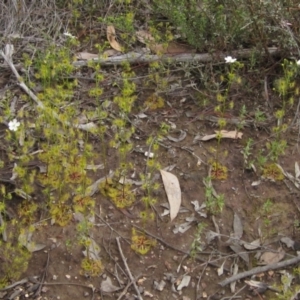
[
  {"x1": 131, "y1": 228, "x2": 156, "y2": 255},
  {"x1": 100, "y1": 177, "x2": 135, "y2": 209},
  {"x1": 258, "y1": 199, "x2": 279, "y2": 240},
  {"x1": 80, "y1": 257, "x2": 103, "y2": 277},
  {"x1": 263, "y1": 59, "x2": 299, "y2": 164},
  {"x1": 204, "y1": 177, "x2": 224, "y2": 215},
  {"x1": 139, "y1": 122, "x2": 170, "y2": 224},
  {"x1": 275, "y1": 273, "x2": 300, "y2": 300},
  {"x1": 262, "y1": 163, "x2": 284, "y2": 181},
  {"x1": 254, "y1": 109, "x2": 266, "y2": 123},
  {"x1": 152, "y1": 0, "x2": 300, "y2": 52},
  {"x1": 0, "y1": 34, "x2": 105, "y2": 284},
  {"x1": 241, "y1": 138, "x2": 254, "y2": 170},
  {"x1": 262, "y1": 199, "x2": 274, "y2": 215},
  {"x1": 0, "y1": 240, "x2": 31, "y2": 288},
  {"x1": 190, "y1": 223, "x2": 207, "y2": 259},
  {"x1": 207, "y1": 57, "x2": 243, "y2": 177},
  {"x1": 210, "y1": 161, "x2": 228, "y2": 180}
]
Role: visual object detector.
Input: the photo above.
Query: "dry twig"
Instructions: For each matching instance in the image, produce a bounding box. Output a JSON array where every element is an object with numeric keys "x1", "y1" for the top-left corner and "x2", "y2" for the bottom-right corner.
[
  {"x1": 219, "y1": 255, "x2": 300, "y2": 287},
  {"x1": 116, "y1": 237, "x2": 143, "y2": 300}
]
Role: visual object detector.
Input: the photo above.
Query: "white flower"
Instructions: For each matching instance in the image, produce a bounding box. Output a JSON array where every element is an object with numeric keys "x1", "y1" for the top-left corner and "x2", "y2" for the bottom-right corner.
[
  {"x1": 296, "y1": 60, "x2": 300, "y2": 66},
  {"x1": 225, "y1": 56, "x2": 237, "y2": 64},
  {"x1": 63, "y1": 31, "x2": 76, "y2": 39},
  {"x1": 8, "y1": 119, "x2": 20, "y2": 131}
]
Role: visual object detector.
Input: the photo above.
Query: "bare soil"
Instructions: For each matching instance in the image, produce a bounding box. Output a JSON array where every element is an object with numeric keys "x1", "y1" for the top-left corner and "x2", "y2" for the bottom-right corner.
[{"x1": 1, "y1": 52, "x2": 300, "y2": 300}]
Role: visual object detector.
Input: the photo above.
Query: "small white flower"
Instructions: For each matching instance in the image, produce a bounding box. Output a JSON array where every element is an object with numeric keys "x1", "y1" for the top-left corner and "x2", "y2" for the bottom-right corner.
[
  {"x1": 63, "y1": 31, "x2": 76, "y2": 39},
  {"x1": 8, "y1": 119, "x2": 20, "y2": 131},
  {"x1": 225, "y1": 56, "x2": 237, "y2": 64},
  {"x1": 296, "y1": 60, "x2": 300, "y2": 66}
]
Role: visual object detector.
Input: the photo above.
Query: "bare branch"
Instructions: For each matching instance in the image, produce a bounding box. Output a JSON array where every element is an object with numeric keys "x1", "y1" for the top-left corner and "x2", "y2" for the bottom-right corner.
[
  {"x1": 219, "y1": 255, "x2": 300, "y2": 287},
  {"x1": 116, "y1": 237, "x2": 143, "y2": 300},
  {"x1": 73, "y1": 47, "x2": 281, "y2": 67}
]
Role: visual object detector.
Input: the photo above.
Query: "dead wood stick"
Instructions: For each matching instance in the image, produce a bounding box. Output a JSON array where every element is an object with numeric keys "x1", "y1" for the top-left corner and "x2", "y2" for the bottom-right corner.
[
  {"x1": 219, "y1": 255, "x2": 300, "y2": 287},
  {"x1": 116, "y1": 237, "x2": 143, "y2": 300},
  {"x1": 73, "y1": 47, "x2": 281, "y2": 67}
]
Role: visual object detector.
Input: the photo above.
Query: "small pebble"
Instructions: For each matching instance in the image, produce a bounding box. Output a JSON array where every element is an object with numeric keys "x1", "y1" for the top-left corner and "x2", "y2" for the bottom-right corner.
[{"x1": 65, "y1": 274, "x2": 71, "y2": 279}]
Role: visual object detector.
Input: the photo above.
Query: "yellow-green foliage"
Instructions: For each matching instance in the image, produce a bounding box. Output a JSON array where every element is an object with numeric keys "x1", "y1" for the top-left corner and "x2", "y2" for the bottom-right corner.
[
  {"x1": 131, "y1": 228, "x2": 156, "y2": 255},
  {"x1": 100, "y1": 178, "x2": 135, "y2": 209},
  {"x1": 210, "y1": 161, "x2": 228, "y2": 180},
  {"x1": 262, "y1": 163, "x2": 284, "y2": 181},
  {"x1": 80, "y1": 257, "x2": 103, "y2": 277},
  {"x1": 0, "y1": 239, "x2": 31, "y2": 288}
]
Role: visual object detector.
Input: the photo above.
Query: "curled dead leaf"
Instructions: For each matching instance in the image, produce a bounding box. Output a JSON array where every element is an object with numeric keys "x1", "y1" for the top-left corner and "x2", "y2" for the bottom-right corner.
[
  {"x1": 107, "y1": 25, "x2": 122, "y2": 52},
  {"x1": 259, "y1": 248, "x2": 285, "y2": 265},
  {"x1": 136, "y1": 30, "x2": 164, "y2": 53},
  {"x1": 136, "y1": 30, "x2": 196, "y2": 54}
]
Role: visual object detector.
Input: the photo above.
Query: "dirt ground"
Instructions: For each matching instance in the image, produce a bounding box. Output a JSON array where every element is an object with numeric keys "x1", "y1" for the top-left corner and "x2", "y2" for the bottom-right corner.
[
  {"x1": 1, "y1": 61, "x2": 300, "y2": 300},
  {"x1": 0, "y1": 27, "x2": 300, "y2": 300}
]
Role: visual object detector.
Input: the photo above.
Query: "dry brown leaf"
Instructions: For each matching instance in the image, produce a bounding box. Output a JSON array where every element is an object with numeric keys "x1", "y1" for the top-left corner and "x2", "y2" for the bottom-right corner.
[
  {"x1": 107, "y1": 25, "x2": 122, "y2": 52},
  {"x1": 201, "y1": 130, "x2": 243, "y2": 141},
  {"x1": 165, "y1": 41, "x2": 196, "y2": 54},
  {"x1": 136, "y1": 30, "x2": 156, "y2": 45},
  {"x1": 259, "y1": 248, "x2": 285, "y2": 265},
  {"x1": 160, "y1": 169, "x2": 181, "y2": 221},
  {"x1": 136, "y1": 30, "x2": 164, "y2": 53},
  {"x1": 136, "y1": 30, "x2": 196, "y2": 54}
]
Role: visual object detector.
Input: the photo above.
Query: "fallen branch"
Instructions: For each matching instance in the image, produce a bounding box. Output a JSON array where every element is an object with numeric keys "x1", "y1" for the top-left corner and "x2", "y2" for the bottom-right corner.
[
  {"x1": 73, "y1": 47, "x2": 281, "y2": 67},
  {"x1": 116, "y1": 237, "x2": 143, "y2": 300},
  {"x1": 0, "y1": 44, "x2": 96, "y2": 132},
  {"x1": 219, "y1": 255, "x2": 300, "y2": 287}
]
